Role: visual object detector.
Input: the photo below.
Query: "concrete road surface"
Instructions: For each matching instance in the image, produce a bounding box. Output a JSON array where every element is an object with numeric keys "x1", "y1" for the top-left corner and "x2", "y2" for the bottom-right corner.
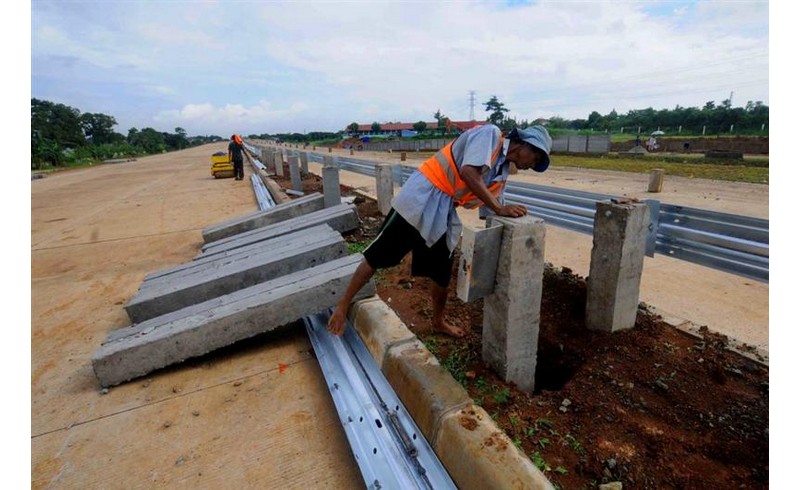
[{"x1": 31, "y1": 144, "x2": 362, "y2": 489}]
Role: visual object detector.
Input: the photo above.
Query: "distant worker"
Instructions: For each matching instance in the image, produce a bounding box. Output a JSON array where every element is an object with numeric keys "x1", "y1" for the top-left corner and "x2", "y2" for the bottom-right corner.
[
  {"x1": 326, "y1": 124, "x2": 552, "y2": 338},
  {"x1": 228, "y1": 134, "x2": 245, "y2": 180}
]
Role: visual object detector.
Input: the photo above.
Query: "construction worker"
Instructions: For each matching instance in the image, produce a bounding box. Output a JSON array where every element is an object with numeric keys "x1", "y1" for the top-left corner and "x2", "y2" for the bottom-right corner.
[
  {"x1": 228, "y1": 134, "x2": 245, "y2": 180},
  {"x1": 327, "y1": 124, "x2": 552, "y2": 338}
]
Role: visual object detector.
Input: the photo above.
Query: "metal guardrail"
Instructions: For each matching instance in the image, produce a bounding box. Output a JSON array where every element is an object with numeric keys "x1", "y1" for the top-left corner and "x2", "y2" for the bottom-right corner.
[
  {"x1": 277, "y1": 147, "x2": 770, "y2": 283},
  {"x1": 243, "y1": 144, "x2": 275, "y2": 210},
  {"x1": 304, "y1": 311, "x2": 456, "y2": 489}
]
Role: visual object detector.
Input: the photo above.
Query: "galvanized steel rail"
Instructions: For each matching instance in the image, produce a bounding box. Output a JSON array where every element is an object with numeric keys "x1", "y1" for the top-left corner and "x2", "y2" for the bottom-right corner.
[
  {"x1": 243, "y1": 143, "x2": 275, "y2": 210},
  {"x1": 285, "y1": 147, "x2": 770, "y2": 282},
  {"x1": 304, "y1": 311, "x2": 456, "y2": 490}
]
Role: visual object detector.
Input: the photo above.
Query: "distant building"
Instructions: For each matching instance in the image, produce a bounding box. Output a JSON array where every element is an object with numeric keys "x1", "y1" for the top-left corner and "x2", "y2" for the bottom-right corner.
[{"x1": 347, "y1": 120, "x2": 490, "y2": 137}]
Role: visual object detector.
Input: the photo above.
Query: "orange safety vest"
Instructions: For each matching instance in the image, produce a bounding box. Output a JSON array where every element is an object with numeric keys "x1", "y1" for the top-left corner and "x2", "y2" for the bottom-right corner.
[{"x1": 418, "y1": 135, "x2": 505, "y2": 209}]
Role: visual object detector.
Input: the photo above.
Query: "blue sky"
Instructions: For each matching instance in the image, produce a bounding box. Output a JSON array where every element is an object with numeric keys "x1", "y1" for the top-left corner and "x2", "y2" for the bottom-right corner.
[{"x1": 30, "y1": 1, "x2": 769, "y2": 137}]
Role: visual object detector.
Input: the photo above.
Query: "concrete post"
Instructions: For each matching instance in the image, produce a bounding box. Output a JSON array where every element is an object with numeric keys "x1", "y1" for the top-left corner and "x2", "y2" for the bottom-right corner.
[
  {"x1": 299, "y1": 151, "x2": 309, "y2": 175},
  {"x1": 375, "y1": 164, "x2": 394, "y2": 215},
  {"x1": 350, "y1": 149, "x2": 354, "y2": 155},
  {"x1": 288, "y1": 156, "x2": 302, "y2": 192},
  {"x1": 328, "y1": 147, "x2": 332, "y2": 153},
  {"x1": 261, "y1": 148, "x2": 268, "y2": 168},
  {"x1": 275, "y1": 150, "x2": 285, "y2": 177},
  {"x1": 586, "y1": 200, "x2": 649, "y2": 332},
  {"x1": 482, "y1": 215, "x2": 546, "y2": 392},
  {"x1": 648, "y1": 169, "x2": 664, "y2": 193},
  {"x1": 401, "y1": 152, "x2": 407, "y2": 162},
  {"x1": 322, "y1": 155, "x2": 341, "y2": 208}
]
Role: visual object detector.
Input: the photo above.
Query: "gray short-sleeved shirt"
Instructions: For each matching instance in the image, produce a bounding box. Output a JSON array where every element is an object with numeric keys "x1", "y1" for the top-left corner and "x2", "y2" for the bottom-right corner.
[{"x1": 391, "y1": 124, "x2": 510, "y2": 252}]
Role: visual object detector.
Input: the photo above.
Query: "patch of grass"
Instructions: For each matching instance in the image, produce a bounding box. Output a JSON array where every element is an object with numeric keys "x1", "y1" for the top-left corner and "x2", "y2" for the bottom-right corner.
[
  {"x1": 441, "y1": 343, "x2": 473, "y2": 386},
  {"x1": 346, "y1": 241, "x2": 368, "y2": 254},
  {"x1": 564, "y1": 433, "x2": 585, "y2": 456},
  {"x1": 550, "y1": 153, "x2": 768, "y2": 184},
  {"x1": 531, "y1": 451, "x2": 552, "y2": 473},
  {"x1": 422, "y1": 336, "x2": 441, "y2": 355},
  {"x1": 471, "y1": 377, "x2": 489, "y2": 406},
  {"x1": 491, "y1": 386, "x2": 512, "y2": 405}
]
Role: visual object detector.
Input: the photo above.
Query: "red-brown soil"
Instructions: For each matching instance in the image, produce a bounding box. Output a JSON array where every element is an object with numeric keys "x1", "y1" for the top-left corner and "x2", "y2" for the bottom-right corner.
[{"x1": 275, "y1": 172, "x2": 769, "y2": 489}]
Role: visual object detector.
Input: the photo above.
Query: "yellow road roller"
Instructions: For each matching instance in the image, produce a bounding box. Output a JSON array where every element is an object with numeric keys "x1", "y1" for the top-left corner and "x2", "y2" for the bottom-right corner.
[{"x1": 210, "y1": 152, "x2": 234, "y2": 179}]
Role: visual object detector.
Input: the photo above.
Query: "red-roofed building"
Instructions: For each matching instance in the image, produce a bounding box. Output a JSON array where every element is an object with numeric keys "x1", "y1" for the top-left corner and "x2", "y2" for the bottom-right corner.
[{"x1": 348, "y1": 120, "x2": 490, "y2": 137}]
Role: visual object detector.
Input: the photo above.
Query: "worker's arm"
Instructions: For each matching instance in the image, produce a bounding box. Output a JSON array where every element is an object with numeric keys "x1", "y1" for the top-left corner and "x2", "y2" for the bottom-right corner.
[{"x1": 460, "y1": 165, "x2": 527, "y2": 218}]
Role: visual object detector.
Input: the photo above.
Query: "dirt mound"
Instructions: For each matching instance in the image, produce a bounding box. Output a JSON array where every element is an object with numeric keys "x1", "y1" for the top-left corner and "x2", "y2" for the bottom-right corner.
[{"x1": 273, "y1": 172, "x2": 769, "y2": 489}]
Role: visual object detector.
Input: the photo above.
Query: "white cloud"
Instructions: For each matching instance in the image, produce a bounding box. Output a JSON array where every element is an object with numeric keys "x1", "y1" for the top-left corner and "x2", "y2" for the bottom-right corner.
[
  {"x1": 154, "y1": 100, "x2": 311, "y2": 135},
  {"x1": 32, "y1": 0, "x2": 769, "y2": 135}
]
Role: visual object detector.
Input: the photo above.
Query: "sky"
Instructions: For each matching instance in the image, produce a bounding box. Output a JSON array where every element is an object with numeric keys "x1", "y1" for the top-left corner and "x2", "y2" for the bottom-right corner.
[{"x1": 29, "y1": 0, "x2": 770, "y2": 137}]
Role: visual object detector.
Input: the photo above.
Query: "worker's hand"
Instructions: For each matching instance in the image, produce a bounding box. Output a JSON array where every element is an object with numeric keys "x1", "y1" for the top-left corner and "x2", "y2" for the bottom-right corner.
[
  {"x1": 496, "y1": 204, "x2": 528, "y2": 218},
  {"x1": 327, "y1": 307, "x2": 347, "y2": 336}
]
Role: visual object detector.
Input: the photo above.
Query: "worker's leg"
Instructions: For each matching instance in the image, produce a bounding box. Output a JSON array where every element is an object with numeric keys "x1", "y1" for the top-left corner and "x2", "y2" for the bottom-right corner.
[
  {"x1": 411, "y1": 235, "x2": 463, "y2": 337},
  {"x1": 236, "y1": 159, "x2": 244, "y2": 180},
  {"x1": 327, "y1": 209, "x2": 415, "y2": 336}
]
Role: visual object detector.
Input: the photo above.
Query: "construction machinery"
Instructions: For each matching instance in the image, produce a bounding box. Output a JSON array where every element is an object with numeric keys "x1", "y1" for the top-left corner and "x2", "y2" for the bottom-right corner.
[{"x1": 210, "y1": 151, "x2": 234, "y2": 179}]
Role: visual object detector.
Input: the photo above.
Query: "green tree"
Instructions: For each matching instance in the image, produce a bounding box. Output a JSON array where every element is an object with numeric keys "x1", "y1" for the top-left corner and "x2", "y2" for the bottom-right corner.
[
  {"x1": 413, "y1": 121, "x2": 428, "y2": 132},
  {"x1": 347, "y1": 122, "x2": 359, "y2": 134},
  {"x1": 371, "y1": 122, "x2": 382, "y2": 133},
  {"x1": 135, "y1": 128, "x2": 166, "y2": 153},
  {"x1": 433, "y1": 110, "x2": 449, "y2": 133},
  {"x1": 174, "y1": 127, "x2": 188, "y2": 150},
  {"x1": 31, "y1": 98, "x2": 86, "y2": 167},
  {"x1": 31, "y1": 98, "x2": 84, "y2": 147},
  {"x1": 484, "y1": 96, "x2": 509, "y2": 126},
  {"x1": 80, "y1": 112, "x2": 119, "y2": 145}
]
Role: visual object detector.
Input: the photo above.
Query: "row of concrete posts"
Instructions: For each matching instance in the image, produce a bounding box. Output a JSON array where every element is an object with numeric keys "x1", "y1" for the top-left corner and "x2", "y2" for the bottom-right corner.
[{"x1": 259, "y1": 144, "x2": 651, "y2": 393}]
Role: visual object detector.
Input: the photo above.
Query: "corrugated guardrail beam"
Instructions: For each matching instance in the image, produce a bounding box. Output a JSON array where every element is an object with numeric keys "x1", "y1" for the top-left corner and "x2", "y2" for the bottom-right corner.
[{"x1": 278, "y1": 147, "x2": 769, "y2": 283}]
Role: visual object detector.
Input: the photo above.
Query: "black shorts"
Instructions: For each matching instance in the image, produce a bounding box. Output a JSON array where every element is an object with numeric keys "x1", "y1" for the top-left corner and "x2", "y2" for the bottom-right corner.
[{"x1": 363, "y1": 209, "x2": 454, "y2": 288}]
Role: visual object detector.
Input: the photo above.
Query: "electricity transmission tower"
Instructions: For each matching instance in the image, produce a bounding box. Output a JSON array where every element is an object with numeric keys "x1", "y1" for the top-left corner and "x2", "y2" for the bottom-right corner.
[{"x1": 468, "y1": 90, "x2": 476, "y2": 121}]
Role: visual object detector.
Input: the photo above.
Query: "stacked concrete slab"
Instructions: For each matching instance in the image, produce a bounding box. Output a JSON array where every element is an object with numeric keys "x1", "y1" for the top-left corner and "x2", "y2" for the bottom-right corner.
[
  {"x1": 199, "y1": 203, "x2": 359, "y2": 258},
  {"x1": 92, "y1": 195, "x2": 369, "y2": 387},
  {"x1": 201, "y1": 192, "x2": 325, "y2": 243},
  {"x1": 125, "y1": 224, "x2": 347, "y2": 323},
  {"x1": 94, "y1": 255, "x2": 375, "y2": 387}
]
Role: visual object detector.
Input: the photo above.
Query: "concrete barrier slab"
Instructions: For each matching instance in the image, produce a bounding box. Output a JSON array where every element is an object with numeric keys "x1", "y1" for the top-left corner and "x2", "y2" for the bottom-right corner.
[
  {"x1": 93, "y1": 254, "x2": 375, "y2": 387},
  {"x1": 126, "y1": 226, "x2": 347, "y2": 322},
  {"x1": 434, "y1": 404, "x2": 553, "y2": 490},
  {"x1": 381, "y1": 340, "x2": 472, "y2": 441},
  {"x1": 456, "y1": 223, "x2": 503, "y2": 302},
  {"x1": 201, "y1": 192, "x2": 325, "y2": 244},
  {"x1": 348, "y1": 297, "x2": 416, "y2": 366},
  {"x1": 139, "y1": 224, "x2": 337, "y2": 289},
  {"x1": 199, "y1": 204, "x2": 359, "y2": 258}
]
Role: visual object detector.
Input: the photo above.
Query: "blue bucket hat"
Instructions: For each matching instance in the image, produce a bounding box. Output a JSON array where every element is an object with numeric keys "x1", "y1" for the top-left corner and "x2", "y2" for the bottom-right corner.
[{"x1": 511, "y1": 125, "x2": 552, "y2": 172}]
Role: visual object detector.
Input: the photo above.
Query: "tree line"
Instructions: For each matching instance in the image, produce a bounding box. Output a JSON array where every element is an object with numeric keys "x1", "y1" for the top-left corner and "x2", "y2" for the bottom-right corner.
[
  {"x1": 348, "y1": 95, "x2": 769, "y2": 138},
  {"x1": 484, "y1": 95, "x2": 769, "y2": 136},
  {"x1": 31, "y1": 98, "x2": 224, "y2": 169}
]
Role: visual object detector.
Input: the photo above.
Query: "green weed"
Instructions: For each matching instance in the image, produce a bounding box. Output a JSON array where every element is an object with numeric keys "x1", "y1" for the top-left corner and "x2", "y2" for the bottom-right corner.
[
  {"x1": 492, "y1": 386, "x2": 512, "y2": 405},
  {"x1": 531, "y1": 451, "x2": 551, "y2": 472}
]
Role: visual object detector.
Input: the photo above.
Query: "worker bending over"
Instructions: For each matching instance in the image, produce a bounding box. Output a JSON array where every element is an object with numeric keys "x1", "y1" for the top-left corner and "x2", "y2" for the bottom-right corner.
[{"x1": 327, "y1": 124, "x2": 552, "y2": 338}]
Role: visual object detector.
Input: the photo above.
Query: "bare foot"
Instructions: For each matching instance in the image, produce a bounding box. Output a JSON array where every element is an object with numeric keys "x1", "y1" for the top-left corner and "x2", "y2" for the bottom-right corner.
[{"x1": 432, "y1": 320, "x2": 466, "y2": 338}]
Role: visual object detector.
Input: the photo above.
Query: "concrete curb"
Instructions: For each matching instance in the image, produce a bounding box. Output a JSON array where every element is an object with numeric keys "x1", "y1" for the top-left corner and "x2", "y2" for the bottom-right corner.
[{"x1": 348, "y1": 297, "x2": 554, "y2": 490}]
